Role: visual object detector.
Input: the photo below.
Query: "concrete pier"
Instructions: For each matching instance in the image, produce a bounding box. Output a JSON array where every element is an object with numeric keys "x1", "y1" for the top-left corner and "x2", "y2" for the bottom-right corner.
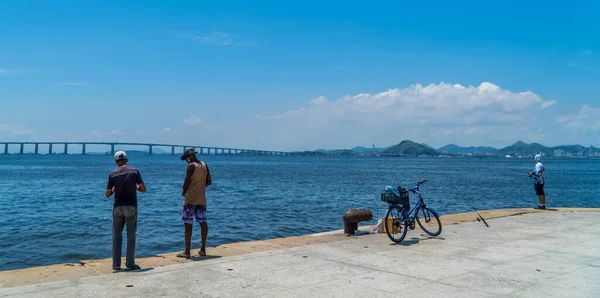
[
  {"x1": 1, "y1": 208, "x2": 599, "y2": 297},
  {"x1": 48, "y1": 144, "x2": 53, "y2": 154}
]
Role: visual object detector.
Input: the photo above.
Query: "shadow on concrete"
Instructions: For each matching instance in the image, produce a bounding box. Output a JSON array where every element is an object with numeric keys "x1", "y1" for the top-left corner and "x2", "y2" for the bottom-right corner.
[
  {"x1": 113, "y1": 268, "x2": 155, "y2": 274},
  {"x1": 389, "y1": 235, "x2": 446, "y2": 247},
  {"x1": 189, "y1": 255, "x2": 222, "y2": 262}
]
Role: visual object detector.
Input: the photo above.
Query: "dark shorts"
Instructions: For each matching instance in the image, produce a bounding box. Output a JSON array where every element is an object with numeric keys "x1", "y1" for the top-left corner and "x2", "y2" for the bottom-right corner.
[
  {"x1": 534, "y1": 183, "x2": 545, "y2": 196},
  {"x1": 181, "y1": 204, "x2": 206, "y2": 224}
]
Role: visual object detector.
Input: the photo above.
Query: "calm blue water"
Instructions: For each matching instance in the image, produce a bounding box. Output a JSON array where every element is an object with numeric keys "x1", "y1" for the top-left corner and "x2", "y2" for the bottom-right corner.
[{"x1": 1, "y1": 155, "x2": 598, "y2": 271}]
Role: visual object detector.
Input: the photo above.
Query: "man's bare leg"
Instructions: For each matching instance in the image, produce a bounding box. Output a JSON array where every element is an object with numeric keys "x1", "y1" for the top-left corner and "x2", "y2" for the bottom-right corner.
[
  {"x1": 199, "y1": 222, "x2": 208, "y2": 256},
  {"x1": 177, "y1": 223, "x2": 193, "y2": 258},
  {"x1": 539, "y1": 194, "x2": 546, "y2": 206}
]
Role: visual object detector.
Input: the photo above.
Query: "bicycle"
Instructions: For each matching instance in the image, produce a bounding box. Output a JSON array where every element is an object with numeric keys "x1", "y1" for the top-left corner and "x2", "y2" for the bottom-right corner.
[{"x1": 381, "y1": 180, "x2": 442, "y2": 243}]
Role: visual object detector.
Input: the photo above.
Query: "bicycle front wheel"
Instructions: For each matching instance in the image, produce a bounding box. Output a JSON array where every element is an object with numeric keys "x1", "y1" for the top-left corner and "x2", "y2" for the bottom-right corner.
[
  {"x1": 416, "y1": 207, "x2": 442, "y2": 236},
  {"x1": 385, "y1": 205, "x2": 408, "y2": 243}
]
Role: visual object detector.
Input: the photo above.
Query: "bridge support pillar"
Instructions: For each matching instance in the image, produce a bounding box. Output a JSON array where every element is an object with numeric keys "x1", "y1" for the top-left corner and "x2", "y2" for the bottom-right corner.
[
  {"x1": 111, "y1": 144, "x2": 115, "y2": 155},
  {"x1": 82, "y1": 144, "x2": 86, "y2": 155},
  {"x1": 4, "y1": 143, "x2": 8, "y2": 154},
  {"x1": 148, "y1": 145, "x2": 153, "y2": 155},
  {"x1": 64, "y1": 143, "x2": 68, "y2": 155},
  {"x1": 34, "y1": 144, "x2": 39, "y2": 154},
  {"x1": 199, "y1": 147, "x2": 204, "y2": 155},
  {"x1": 49, "y1": 144, "x2": 53, "y2": 154},
  {"x1": 20, "y1": 143, "x2": 24, "y2": 154},
  {"x1": 228, "y1": 149, "x2": 232, "y2": 155},
  {"x1": 171, "y1": 146, "x2": 175, "y2": 155}
]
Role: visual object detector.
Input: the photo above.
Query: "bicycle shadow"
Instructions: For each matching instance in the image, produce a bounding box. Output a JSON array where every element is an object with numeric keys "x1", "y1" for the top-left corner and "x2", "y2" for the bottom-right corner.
[{"x1": 390, "y1": 235, "x2": 446, "y2": 247}]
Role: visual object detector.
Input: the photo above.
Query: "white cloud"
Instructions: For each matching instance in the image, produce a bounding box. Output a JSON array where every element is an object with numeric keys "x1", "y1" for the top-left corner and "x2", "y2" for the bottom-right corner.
[
  {"x1": 184, "y1": 116, "x2": 202, "y2": 125},
  {"x1": 111, "y1": 129, "x2": 124, "y2": 136},
  {"x1": 541, "y1": 100, "x2": 556, "y2": 109},
  {"x1": 252, "y1": 82, "x2": 555, "y2": 149},
  {"x1": 558, "y1": 105, "x2": 600, "y2": 132},
  {"x1": 0, "y1": 124, "x2": 33, "y2": 136},
  {"x1": 159, "y1": 128, "x2": 172, "y2": 134},
  {"x1": 88, "y1": 130, "x2": 104, "y2": 137},
  {"x1": 0, "y1": 68, "x2": 37, "y2": 75}
]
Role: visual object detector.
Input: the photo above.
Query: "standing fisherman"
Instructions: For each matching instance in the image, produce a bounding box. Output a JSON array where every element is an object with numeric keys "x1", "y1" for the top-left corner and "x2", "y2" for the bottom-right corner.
[{"x1": 529, "y1": 154, "x2": 547, "y2": 210}]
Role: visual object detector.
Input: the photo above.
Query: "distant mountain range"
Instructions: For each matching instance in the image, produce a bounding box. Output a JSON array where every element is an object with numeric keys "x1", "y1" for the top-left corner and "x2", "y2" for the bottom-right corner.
[
  {"x1": 293, "y1": 140, "x2": 600, "y2": 158},
  {"x1": 438, "y1": 144, "x2": 498, "y2": 154}
]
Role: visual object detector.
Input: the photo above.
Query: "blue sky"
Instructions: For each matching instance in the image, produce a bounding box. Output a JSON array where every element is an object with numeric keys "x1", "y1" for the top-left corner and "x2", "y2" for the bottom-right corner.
[{"x1": 1, "y1": 0, "x2": 599, "y2": 151}]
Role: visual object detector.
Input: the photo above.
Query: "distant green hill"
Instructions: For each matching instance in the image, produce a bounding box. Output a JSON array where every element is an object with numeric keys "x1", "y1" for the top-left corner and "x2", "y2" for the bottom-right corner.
[
  {"x1": 290, "y1": 150, "x2": 326, "y2": 156},
  {"x1": 381, "y1": 140, "x2": 440, "y2": 156},
  {"x1": 439, "y1": 144, "x2": 498, "y2": 154},
  {"x1": 351, "y1": 146, "x2": 388, "y2": 154},
  {"x1": 498, "y1": 141, "x2": 552, "y2": 156},
  {"x1": 552, "y1": 145, "x2": 588, "y2": 153},
  {"x1": 326, "y1": 149, "x2": 359, "y2": 156}
]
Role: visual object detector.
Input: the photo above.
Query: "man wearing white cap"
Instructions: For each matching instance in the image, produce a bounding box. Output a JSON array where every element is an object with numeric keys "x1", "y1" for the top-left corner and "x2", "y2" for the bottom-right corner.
[
  {"x1": 528, "y1": 154, "x2": 546, "y2": 210},
  {"x1": 105, "y1": 151, "x2": 146, "y2": 271}
]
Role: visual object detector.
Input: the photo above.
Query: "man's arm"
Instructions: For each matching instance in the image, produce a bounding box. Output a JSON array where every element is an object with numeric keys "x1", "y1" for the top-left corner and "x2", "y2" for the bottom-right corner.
[
  {"x1": 182, "y1": 164, "x2": 195, "y2": 196},
  {"x1": 136, "y1": 170, "x2": 146, "y2": 193},
  {"x1": 106, "y1": 175, "x2": 114, "y2": 198},
  {"x1": 540, "y1": 166, "x2": 546, "y2": 178},
  {"x1": 205, "y1": 164, "x2": 212, "y2": 187}
]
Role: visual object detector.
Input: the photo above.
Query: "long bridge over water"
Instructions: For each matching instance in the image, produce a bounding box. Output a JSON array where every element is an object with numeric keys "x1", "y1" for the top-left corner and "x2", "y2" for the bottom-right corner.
[{"x1": 0, "y1": 142, "x2": 291, "y2": 156}]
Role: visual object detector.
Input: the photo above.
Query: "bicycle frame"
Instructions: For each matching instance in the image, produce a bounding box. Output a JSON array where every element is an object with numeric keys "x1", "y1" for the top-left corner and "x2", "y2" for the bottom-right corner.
[{"x1": 397, "y1": 182, "x2": 440, "y2": 222}]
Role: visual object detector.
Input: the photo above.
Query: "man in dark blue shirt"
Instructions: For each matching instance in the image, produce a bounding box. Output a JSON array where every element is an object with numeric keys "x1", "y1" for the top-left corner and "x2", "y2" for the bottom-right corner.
[{"x1": 106, "y1": 151, "x2": 146, "y2": 271}]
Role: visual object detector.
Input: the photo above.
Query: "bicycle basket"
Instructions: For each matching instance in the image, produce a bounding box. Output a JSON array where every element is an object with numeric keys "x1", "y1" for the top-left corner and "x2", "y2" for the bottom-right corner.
[
  {"x1": 380, "y1": 192, "x2": 399, "y2": 203},
  {"x1": 381, "y1": 187, "x2": 410, "y2": 205}
]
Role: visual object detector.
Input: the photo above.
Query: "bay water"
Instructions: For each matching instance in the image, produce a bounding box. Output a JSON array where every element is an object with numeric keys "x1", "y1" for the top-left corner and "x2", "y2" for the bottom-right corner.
[{"x1": 1, "y1": 155, "x2": 598, "y2": 271}]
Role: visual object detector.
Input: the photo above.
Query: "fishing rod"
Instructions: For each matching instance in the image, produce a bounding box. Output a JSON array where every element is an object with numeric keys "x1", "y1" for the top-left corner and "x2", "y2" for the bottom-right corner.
[{"x1": 450, "y1": 179, "x2": 490, "y2": 227}]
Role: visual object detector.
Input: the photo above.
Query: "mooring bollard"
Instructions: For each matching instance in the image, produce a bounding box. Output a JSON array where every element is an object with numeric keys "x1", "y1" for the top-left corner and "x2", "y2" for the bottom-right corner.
[{"x1": 343, "y1": 209, "x2": 373, "y2": 236}]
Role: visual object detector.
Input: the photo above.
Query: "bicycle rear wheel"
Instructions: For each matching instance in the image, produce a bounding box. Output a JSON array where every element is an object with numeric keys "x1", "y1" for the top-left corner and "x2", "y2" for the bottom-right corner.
[
  {"x1": 385, "y1": 205, "x2": 408, "y2": 243},
  {"x1": 415, "y1": 207, "x2": 442, "y2": 236}
]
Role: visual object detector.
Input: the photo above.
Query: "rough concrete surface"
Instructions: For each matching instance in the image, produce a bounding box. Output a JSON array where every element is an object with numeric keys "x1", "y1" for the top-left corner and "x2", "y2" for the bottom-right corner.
[{"x1": 1, "y1": 208, "x2": 599, "y2": 297}]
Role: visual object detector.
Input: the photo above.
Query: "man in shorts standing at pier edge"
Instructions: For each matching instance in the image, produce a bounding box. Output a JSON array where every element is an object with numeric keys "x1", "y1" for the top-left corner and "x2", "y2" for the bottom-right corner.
[
  {"x1": 529, "y1": 154, "x2": 547, "y2": 210},
  {"x1": 106, "y1": 151, "x2": 146, "y2": 271},
  {"x1": 177, "y1": 149, "x2": 212, "y2": 258}
]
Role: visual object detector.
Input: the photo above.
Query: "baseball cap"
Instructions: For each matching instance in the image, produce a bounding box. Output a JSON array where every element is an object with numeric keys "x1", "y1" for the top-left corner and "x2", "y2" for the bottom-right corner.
[
  {"x1": 114, "y1": 151, "x2": 128, "y2": 161},
  {"x1": 534, "y1": 154, "x2": 541, "y2": 162}
]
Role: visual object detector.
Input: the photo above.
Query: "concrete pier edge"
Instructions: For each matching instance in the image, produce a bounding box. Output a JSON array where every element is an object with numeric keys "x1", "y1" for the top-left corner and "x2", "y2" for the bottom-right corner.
[{"x1": 1, "y1": 207, "x2": 599, "y2": 288}]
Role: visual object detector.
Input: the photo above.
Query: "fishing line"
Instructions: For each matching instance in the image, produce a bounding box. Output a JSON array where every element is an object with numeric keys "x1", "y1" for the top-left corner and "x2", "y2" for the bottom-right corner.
[{"x1": 450, "y1": 177, "x2": 490, "y2": 227}]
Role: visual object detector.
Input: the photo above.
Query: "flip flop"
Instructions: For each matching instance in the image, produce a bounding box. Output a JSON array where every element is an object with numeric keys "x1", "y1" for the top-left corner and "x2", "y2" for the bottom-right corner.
[
  {"x1": 125, "y1": 265, "x2": 141, "y2": 271},
  {"x1": 177, "y1": 252, "x2": 191, "y2": 259},
  {"x1": 198, "y1": 250, "x2": 206, "y2": 256}
]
